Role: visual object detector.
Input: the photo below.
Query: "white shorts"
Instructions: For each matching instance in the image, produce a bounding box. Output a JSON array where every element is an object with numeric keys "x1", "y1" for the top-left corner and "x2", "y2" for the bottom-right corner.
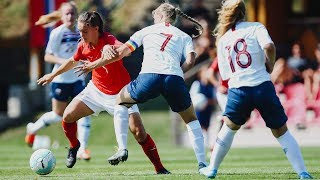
[{"x1": 75, "y1": 81, "x2": 139, "y2": 116}]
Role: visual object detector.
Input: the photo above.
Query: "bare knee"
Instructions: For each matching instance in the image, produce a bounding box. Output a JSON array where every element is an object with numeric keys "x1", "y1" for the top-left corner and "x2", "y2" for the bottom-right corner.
[
  {"x1": 62, "y1": 107, "x2": 77, "y2": 123},
  {"x1": 223, "y1": 116, "x2": 241, "y2": 130},
  {"x1": 271, "y1": 124, "x2": 288, "y2": 138}
]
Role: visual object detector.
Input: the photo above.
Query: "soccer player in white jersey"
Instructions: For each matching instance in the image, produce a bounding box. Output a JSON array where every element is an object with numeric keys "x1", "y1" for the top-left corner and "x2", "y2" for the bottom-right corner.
[
  {"x1": 199, "y1": 0, "x2": 313, "y2": 179},
  {"x1": 25, "y1": 2, "x2": 91, "y2": 160},
  {"x1": 76, "y1": 2, "x2": 208, "y2": 172}
]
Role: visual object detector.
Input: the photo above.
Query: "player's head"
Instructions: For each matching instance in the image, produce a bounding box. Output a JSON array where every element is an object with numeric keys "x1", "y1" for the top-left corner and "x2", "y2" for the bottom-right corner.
[
  {"x1": 214, "y1": 0, "x2": 246, "y2": 44},
  {"x1": 152, "y1": 2, "x2": 203, "y2": 38},
  {"x1": 60, "y1": 1, "x2": 77, "y2": 28},
  {"x1": 77, "y1": 11, "x2": 104, "y2": 43},
  {"x1": 35, "y1": 1, "x2": 77, "y2": 28}
]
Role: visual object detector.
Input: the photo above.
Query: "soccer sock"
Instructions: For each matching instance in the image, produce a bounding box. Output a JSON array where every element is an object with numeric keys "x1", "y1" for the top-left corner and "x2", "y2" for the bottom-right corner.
[
  {"x1": 62, "y1": 120, "x2": 79, "y2": 148},
  {"x1": 28, "y1": 111, "x2": 62, "y2": 134},
  {"x1": 209, "y1": 123, "x2": 236, "y2": 170},
  {"x1": 138, "y1": 134, "x2": 164, "y2": 172},
  {"x1": 276, "y1": 130, "x2": 307, "y2": 174},
  {"x1": 186, "y1": 120, "x2": 206, "y2": 164},
  {"x1": 77, "y1": 116, "x2": 91, "y2": 152},
  {"x1": 114, "y1": 105, "x2": 129, "y2": 150}
]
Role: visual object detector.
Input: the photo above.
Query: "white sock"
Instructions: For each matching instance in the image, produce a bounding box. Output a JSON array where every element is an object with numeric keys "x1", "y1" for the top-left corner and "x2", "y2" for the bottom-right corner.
[
  {"x1": 209, "y1": 123, "x2": 236, "y2": 170},
  {"x1": 77, "y1": 116, "x2": 91, "y2": 152},
  {"x1": 276, "y1": 130, "x2": 307, "y2": 174},
  {"x1": 186, "y1": 120, "x2": 206, "y2": 164},
  {"x1": 114, "y1": 105, "x2": 129, "y2": 150},
  {"x1": 28, "y1": 111, "x2": 62, "y2": 134}
]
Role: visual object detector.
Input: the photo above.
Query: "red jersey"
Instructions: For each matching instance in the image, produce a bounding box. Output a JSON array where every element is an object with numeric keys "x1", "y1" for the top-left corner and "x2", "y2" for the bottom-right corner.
[
  {"x1": 73, "y1": 32, "x2": 131, "y2": 95},
  {"x1": 210, "y1": 58, "x2": 229, "y2": 89}
]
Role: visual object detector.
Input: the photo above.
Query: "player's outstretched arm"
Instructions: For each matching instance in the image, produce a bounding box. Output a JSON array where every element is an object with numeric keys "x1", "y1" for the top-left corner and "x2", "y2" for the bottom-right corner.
[
  {"x1": 74, "y1": 44, "x2": 131, "y2": 76},
  {"x1": 37, "y1": 58, "x2": 77, "y2": 85}
]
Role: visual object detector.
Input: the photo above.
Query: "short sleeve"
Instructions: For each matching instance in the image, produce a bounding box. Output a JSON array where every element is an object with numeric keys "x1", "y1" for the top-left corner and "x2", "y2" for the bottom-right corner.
[
  {"x1": 125, "y1": 29, "x2": 145, "y2": 52},
  {"x1": 73, "y1": 42, "x2": 85, "y2": 61},
  {"x1": 255, "y1": 23, "x2": 273, "y2": 49},
  {"x1": 45, "y1": 29, "x2": 60, "y2": 55},
  {"x1": 217, "y1": 40, "x2": 231, "y2": 80}
]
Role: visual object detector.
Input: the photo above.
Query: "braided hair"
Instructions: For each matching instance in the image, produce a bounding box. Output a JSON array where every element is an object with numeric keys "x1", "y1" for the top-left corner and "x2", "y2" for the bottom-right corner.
[{"x1": 159, "y1": 3, "x2": 203, "y2": 38}]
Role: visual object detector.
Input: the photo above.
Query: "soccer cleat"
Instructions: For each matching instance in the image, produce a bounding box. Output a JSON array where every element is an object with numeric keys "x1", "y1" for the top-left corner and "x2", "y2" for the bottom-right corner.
[
  {"x1": 198, "y1": 162, "x2": 207, "y2": 171},
  {"x1": 199, "y1": 167, "x2": 218, "y2": 179},
  {"x1": 107, "y1": 149, "x2": 128, "y2": 165},
  {"x1": 156, "y1": 168, "x2": 171, "y2": 174},
  {"x1": 299, "y1": 172, "x2": 313, "y2": 179},
  {"x1": 65, "y1": 141, "x2": 80, "y2": 168},
  {"x1": 25, "y1": 134, "x2": 36, "y2": 147},
  {"x1": 77, "y1": 149, "x2": 91, "y2": 161}
]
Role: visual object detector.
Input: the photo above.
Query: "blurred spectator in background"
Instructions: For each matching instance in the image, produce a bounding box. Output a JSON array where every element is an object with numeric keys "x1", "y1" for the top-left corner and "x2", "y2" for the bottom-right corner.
[
  {"x1": 190, "y1": 65, "x2": 215, "y2": 148},
  {"x1": 180, "y1": 0, "x2": 211, "y2": 37},
  {"x1": 271, "y1": 58, "x2": 307, "y2": 129},
  {"x1": 193, "y1": 19, "x2": 213, "y2": 64}
]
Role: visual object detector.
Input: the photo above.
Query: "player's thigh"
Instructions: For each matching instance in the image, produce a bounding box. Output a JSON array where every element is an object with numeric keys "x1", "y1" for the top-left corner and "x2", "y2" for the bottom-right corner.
[
  {"x1": 223, "y1": 87, "x2": 254, "y2": 126},
  {"x1": 51, "y1": 98, "x2": 68, "y2": 116},
  {"x1": 162, "y1": 75, "x2": 192, "y2": 113},
  {"x1": 63, "y1": 98, "x2": 94, "y2": 123},
  {"x1": 126, "y1": 73, "x2": 161, "y2": 104},
  {"x1": 254, "y1": 81, "x2": 287, "y2": 129}
]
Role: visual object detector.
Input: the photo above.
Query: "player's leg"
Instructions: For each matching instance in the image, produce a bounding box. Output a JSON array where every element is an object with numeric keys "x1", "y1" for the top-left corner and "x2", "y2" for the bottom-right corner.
[
  {"x1": 72, "y1": 80, "x2": 91, "y2": 160},
  {"x1": 164, "y1": 75, "x2": 206, "y2": 170},
  {"x1": 109, "y1": 74, "x2": 161, "y2": 165},
  {"x1": 25, "y1": 82, "x2": 68, "y2": 146},
  {"x1": 128, "y1": 111, "x2": 170, "y2": 174},
  {"x1": 62, "y1": 98, "x2": 94, "y2": 168},
  {"x1": 107, "y1": 85, "x2": 135, "y2": 165},
  {"x1": 256, "y1": 81, "x2": 312, "y2": 179},
  {"x1": 200, "y1": 86, "x2": 252, "y2": 178}
]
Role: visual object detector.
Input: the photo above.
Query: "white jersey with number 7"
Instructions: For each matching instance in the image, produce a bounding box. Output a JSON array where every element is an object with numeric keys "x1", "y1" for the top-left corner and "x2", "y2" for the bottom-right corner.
[
  {"x1": 217, "y1": 22, "x2": 273, "y2": 88},
  {"x1": 125, "y1": 22, "x2": 195, "y2": 78}
]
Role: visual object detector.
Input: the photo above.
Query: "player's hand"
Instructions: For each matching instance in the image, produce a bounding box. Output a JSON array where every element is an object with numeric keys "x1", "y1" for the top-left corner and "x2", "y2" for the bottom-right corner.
[
  {"x1": 74, "y1": 60, "x2": 95, "y2": 77},
  {"x1": 37, "y1": 73, "x2": 54, "y2": 86},
  {"x1": 102, "y1": 45, "x2": 118, "y2": 60}
]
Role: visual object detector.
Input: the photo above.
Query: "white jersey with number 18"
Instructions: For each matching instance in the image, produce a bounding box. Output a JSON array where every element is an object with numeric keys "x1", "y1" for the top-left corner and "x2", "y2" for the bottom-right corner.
[
  {"x1": 125, "y1": 22, "x2": 195, "y2": 78},
  {"x1": 217, "y1": 22, "x2": 273, "y2": 88}
]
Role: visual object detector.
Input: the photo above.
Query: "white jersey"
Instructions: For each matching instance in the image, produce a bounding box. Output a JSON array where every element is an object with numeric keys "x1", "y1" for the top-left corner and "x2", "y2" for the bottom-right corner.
[
  {"x1": 217, "y1": 22, "x2": 273, "y2": 88},
  {"x1": 125, "y1": 22, "x2": 195, "y2": 78},
  {"x1": 45, "y1": 24, "x2": 84, "y2": 83}
]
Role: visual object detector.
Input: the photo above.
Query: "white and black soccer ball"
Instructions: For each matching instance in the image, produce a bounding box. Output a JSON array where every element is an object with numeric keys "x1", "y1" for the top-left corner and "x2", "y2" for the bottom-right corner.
[{"x1": 29, "y1": 149, "x2": 56, "y2": 175}]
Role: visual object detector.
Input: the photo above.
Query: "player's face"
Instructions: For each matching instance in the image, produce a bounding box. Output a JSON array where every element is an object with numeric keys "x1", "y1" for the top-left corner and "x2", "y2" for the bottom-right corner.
[
  {"x1": 77, "y1": 21, "x2": 98, "y2": 43},
  {"x1": 61, "y1": 5, "x2": 76, "y2": 28}
]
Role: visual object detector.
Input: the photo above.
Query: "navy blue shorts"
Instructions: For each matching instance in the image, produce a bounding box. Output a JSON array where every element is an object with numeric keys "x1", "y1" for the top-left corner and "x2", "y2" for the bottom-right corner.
[
  {"x1": 127, "y1": 73, "x2": 192, "y2": 112},
  {"x1": 50, "y1": 80, "x2": 85, "y2": 102},
  {"x1": 223, "y1": 81, "x2": 287, "y2": 129}
]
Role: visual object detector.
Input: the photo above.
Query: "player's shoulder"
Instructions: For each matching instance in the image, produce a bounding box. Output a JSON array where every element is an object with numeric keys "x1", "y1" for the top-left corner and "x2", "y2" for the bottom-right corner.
[{"x1": 239, "y1": 22, "x2": 265, "y2": 30}]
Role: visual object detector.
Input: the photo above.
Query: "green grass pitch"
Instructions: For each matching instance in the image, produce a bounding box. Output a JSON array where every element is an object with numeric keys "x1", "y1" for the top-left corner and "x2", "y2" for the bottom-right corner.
[{"x1": 0, "y1": 110, "x2": 319, "y2": 179}]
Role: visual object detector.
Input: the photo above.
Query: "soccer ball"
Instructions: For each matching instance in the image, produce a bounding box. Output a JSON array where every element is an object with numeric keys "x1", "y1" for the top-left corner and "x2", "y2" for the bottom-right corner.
[
  {"x1": 191, "y1": 93, "x2": 208, "y2": 111},
  {"x1": 29, "y1": 149, "x2": 56, "y2": 175}
]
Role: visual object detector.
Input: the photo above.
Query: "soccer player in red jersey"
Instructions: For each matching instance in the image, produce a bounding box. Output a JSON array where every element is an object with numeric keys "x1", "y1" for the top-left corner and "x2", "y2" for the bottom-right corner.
[{"x1": 37, "y1": 11, "x2": 170, "y2": 174}]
